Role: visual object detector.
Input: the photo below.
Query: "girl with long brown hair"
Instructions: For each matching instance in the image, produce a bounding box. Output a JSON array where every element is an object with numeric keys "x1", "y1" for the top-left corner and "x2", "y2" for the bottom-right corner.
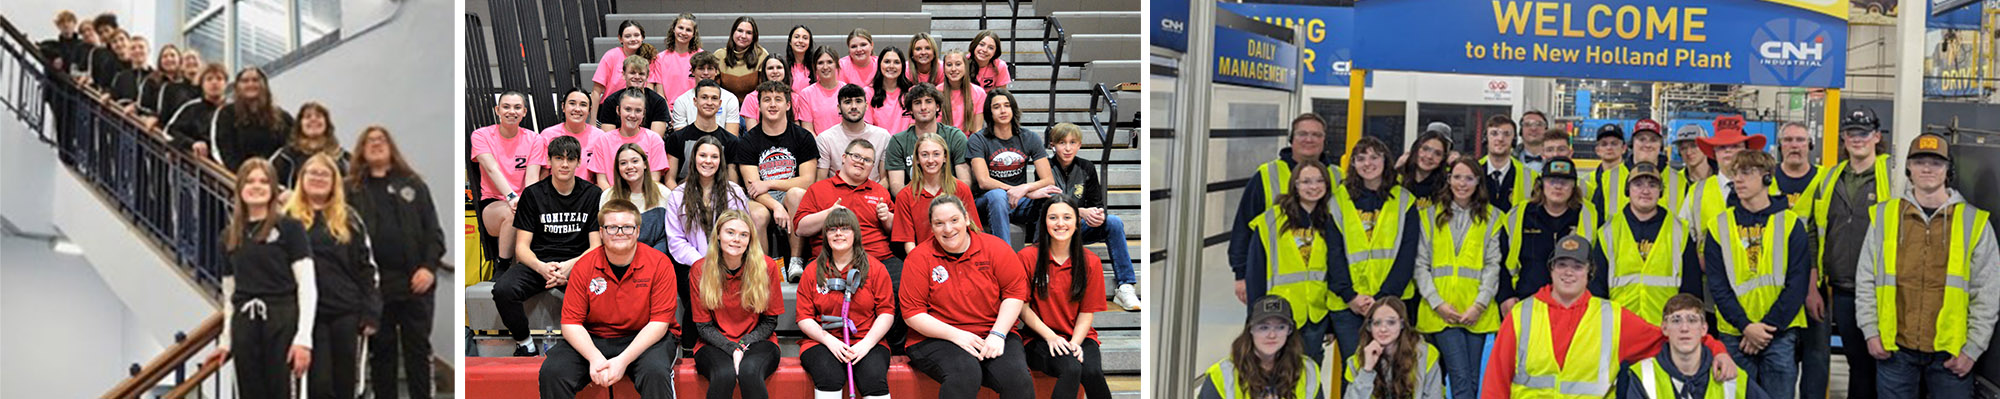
[
  {"x1": 713, "y1": 17, "x2": 769, "y2": 99},
  {"x1": 211, "y1": 66, "x2": 295, "y2": 167},
  {"x1": 1245, "y1": 159, "x2": 1343, "y2": 363},
  {"x1": 653, "y1": 13, "x2": 702, "y2": 101},
  {"x1": 1018, "y1": 196, "x2": 1112, "y2": 399},
  {"x1": 345, "y1": 126, "x2": 442, "y2": 399},
  {"x1": 285, "y1": 153, "x2": 378, "y2": 399},
  {"x1": 690, "y1": 210, "x2": 785, "y2": 399},
  {"x1": 600, "y1": 143, "x2": 671, "y2": 253},
  {"x1": 1326, "y1": 136, "x2": 1419, "y2": 366},
  {"x1": 938, "y1": 48, "x2": 985, "y2": 134},
  {"x1": 966, "y1": 30, "x2": 1011, "y2": 89},
  {"x1": 271, "y1": 102, "x2": 350, "y2": 191},
  {"x1": 794, "y1": 208, "x2": 895, "y2": 399},
  {"x1": 1342, "y1": 298, "x2": 1444, "y2": 399},
  {"x1": 1411, "y1": 157, "x2": 1501, "y2": 399},
  {"x1": 1197, "y1": 295, "x2": 1322, "y2": 399},
  {"x1": 867, "y1": 47, "x2": 916, "y2": 134},
  {"x1": 782, "y1": 25, "x2": 815, "y2": 92},
  {"x1": 204, "y1": 157, "x2": 318, "y2": 399}
]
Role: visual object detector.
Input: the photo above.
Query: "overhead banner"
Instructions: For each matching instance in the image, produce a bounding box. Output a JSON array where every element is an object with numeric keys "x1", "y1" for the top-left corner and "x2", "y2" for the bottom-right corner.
[
  {"x1": 1355, "y1": 0, "x2": 1850, "y2": 88},
  {"x1": 1216, "y1": 2, "x2": 1369, "y2": 86},
  {"x1": 1212, "y1": 25, "x2": 1300, "y2": 91},
  {"x1": 1924, "y1": 0, "x2": 1989, "y2": 97},
  {"x1": 1151, "y1": 0, "x2": 1189, "y2": 52}
]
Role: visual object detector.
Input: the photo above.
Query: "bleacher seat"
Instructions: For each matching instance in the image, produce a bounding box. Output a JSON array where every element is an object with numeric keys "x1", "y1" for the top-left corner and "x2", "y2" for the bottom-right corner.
[{"x1": 465, "y1": 355, "x2": 1080, "y2": 398}]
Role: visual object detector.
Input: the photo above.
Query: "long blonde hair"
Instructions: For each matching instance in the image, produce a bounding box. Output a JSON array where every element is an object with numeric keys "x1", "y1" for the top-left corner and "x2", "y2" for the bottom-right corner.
[
  {"x1": 225, "y1": 158, "x2": 281, "y2": 252},
  {"x1": 909, "y1": 133, "x2": 958, "y2": 194},
  {"x1": 283, "y1": 153, "x2": 354, "y2": 243},
  {"x1": 698, "y1": 210, "x2": 772, "y2": 312}
]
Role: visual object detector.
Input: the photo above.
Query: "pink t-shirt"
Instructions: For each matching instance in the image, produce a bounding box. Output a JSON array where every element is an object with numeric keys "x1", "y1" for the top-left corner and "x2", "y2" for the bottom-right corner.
[
  {"x1": 588, "y1": 129, "x2": 673, "y2": 177},
  {"x1": 593, "y1": 48, "x2": 657, "y2": 101},
  {"x1": 651, "y1": 51, "x2": 698, "y2": 101},
  {"x1": 945, "y1": 85, "x2": 988, "y2": 130},
  {"x1": 907, "y1": 60, "x2": 943, "y2": 86},
  {"x1": 789, "y1": 62, "x2": 812, "y2": 92},
  {"x1": 470, "y1": 125, "x2": 544, "y2": 200},
  {"x1": 794, "y1": 83, "x2": 844, "y2": 134},
  {"x1": 740, "y1": 91, "x2": 763, "y2": 121},
  {"x1": 838, "y1": 55, "x2": 878, "y2": 88},
  {"x1": 535, "y1": 123, "x2": 608, "y2": 180},
  {"x1": 975, "y1": 58, "x2": 1012, "y2": 89},
  {"x1": 865, "y1": 86, "x2": 914, "y2": 134}
]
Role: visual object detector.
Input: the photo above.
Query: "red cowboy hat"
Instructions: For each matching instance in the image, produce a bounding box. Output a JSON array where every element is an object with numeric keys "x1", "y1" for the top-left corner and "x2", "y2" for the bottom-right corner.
[{"x1": 1696, "y1": 115, "x2": 1764, "y2": 159}]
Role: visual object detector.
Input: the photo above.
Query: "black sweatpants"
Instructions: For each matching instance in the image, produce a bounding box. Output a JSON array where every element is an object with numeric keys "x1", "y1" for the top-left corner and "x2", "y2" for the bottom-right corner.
[
  {"x1": 493, "y1": 262, "x2": 561, "y2": 341},
  {"x1": 693, "y1": 341, "x2": 781, "y2": 399},
  {"x1": 233, "y1": 297, "x2": 300, "y2": 399},
  {"x1": 370, "y1": 294, "x2": 435, "y2": 399},
  {"x1": 675, "y1": 261, "x2": 695, "y2": 350},
  {"x1": 881, "y1": 256, "x2": 907, "y2": 353},
  {"x1": 1025, "y1": 339, "x2": 1111, "y2": 399},
  {"x1": 538, "y1": 334, "x2": 679, "y2": 399},
  {"x1": 907, "y1": 333, "x2": 1034, "y2": 399},
  {"x1": 799, "y1": 343, "x2": 892, "y2": 395},
  {"x1": 310, "y1": 311, "x2": 363, "y2": 399}
]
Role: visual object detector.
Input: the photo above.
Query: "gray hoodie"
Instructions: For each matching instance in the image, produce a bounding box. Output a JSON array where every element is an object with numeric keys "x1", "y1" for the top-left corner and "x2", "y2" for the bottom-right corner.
[{"x1": 1855, "y1": 188, "x2": 2000, "y2": 358}]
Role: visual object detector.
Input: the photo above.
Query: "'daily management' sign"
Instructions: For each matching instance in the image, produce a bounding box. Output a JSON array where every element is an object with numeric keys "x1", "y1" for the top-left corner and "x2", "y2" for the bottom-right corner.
[{"x1": 1355, "y1": 0, "x2": 1849, "y2": 88}]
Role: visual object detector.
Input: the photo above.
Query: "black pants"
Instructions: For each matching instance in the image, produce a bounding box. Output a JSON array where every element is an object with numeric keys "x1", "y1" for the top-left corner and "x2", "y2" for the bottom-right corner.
[
  {"x1": 880, "y1": 256, "x2": 907, "y2": 353},
  {"x1": 233, "y1": 297, "x2": 300, "y2": 399},
  {"x1": 370, "y1": 294, "x2": 435, "y2": 399},
  {"x1": 1025, "y1": 339, "x2": 1111, "y2": 399},
  {"x1": 693, "y1": 341, "x2": 781, "y2": 399},
  {"x1": 799, "y1": 343, "x2": 892, "y2": 395},
  {"x1": 493, "y1": 262, "x2": 561, "y2": 341},
  {"x1": 1833, "y1": 290, "x2": 1878, "y2": 398},
  {"x1": 675, "y1": 260, "x2": 696, "y2": 350},
  {"x1": 907, "y1": 333, "x2": 1034, "y2": 399},
  {"x1": 310, "y1": 311, "x2": 363, "y2": 399},
  {"x1": 539, "y1": 334, "x2": 679, "y2": 399}
]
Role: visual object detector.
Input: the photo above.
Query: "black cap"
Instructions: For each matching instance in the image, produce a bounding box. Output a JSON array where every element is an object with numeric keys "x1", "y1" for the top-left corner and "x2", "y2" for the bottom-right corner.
[
  {"x1": 1551, "y1": 234, "x2": 1591, "y2": 263},
  {"x1": 1596, "y1": 123, "x2": 1626, "y2": 142},
  {"x1": 1543, "y1": 157, "x2": 1578, "y2": 180},
  {"x1": 1841, "y1": 108, "x2": 1880, "y2": 133},
  {"x1": 1248, "y1": 295, "x2": 1295, "y2": 326}
]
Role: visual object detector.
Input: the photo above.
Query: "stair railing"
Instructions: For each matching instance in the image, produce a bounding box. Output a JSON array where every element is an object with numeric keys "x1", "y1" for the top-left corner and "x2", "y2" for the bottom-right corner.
[
  {"x1": 1087, "y1": 83, "x2": 1119, "y2": 179},
  {"x1": 1041, "y1": 15, "x2": 1068, "y2": 126},
  {"x1": 102, "y1": 313, "x2": 222, "y2": 399}
]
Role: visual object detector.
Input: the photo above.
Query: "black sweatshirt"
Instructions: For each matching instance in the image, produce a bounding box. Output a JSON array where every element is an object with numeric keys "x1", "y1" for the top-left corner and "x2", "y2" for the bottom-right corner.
[
  {"x1": 210, "y1": 104, "x2": 295, "y2": 168},
  {"x1": 1051, "y1": 156, "x2": 1107, "y2": 209},
  {"x1": 348, "y1": 173, "x2": 446, "y2": 300},
  {"x1": 304, "y1": 210, "x2": 381, "y2": 319},
  {"x1": 228, "y1": 218, "x2": 312, "y2": 301},
  {"x1": 165, "y1": 98, "x2": 221, "y2": 152},
  {"x1": 1704, "y1": 197, "x2": 1813, "y2": 333},
  {"x1": 1324, "y1": 185, "x2": 1420, "y2": 303}
]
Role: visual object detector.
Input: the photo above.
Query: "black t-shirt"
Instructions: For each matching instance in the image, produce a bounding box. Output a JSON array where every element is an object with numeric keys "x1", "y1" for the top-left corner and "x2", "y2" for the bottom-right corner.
[
  {"x1": 303, "y1": 210, "x2": 378, "y2": 315},
  {"x1": 513, "y1": 179, "x2": 604, "y2": 262},
  {"x1": 1773, "y1": 165, "x2": 1817, "y2": 205},
  {"x1": 731, "y1": 123, "x2": 820, "y2": 183},
  {"x1": 213, "y1": 105, "x2": 297, "y2": 168},
  {"x1": 595, "y1": 87, "x2": 672, "y2": 128},
  {"x1": 670, "y1": 122, "x2": 739, "y2": 171},
  {"x1": 227, "y1": 218, "x2": 312, "y2": 302}
]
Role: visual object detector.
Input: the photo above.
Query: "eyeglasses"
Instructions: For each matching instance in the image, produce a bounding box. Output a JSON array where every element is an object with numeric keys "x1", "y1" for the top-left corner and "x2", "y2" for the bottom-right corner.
[
  {"x1": 1369, "y1": 318, "x2": 1404, "y2": 329},
  {"x1": 603, "y1": 225, "x2": 638, "y2": 235},
  {"x1": 1252, "y1": 323, "x2": 1292, "y2": 335},
  {"x1": 845, "y1": 153, "x2": 875, "y2": 165}
]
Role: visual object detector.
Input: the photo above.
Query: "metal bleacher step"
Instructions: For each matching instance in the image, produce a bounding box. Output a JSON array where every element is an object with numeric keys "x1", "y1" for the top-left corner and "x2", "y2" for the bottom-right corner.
[
  {"x1": 601, "y1": 13, "x2": 933, "y2": 38},
  {"x1": 922, "y1": 3, "x2": 1039, "y2": 19},
  {"x1": 1015, "y1": 66, "x2": 1083, "y2": 80},
  {"x1": 590, "y1": 35, "x2": 916, "y2": 58},
  {"x1": 928, "y1": 18, "x2": 1048, "y2": 32}
]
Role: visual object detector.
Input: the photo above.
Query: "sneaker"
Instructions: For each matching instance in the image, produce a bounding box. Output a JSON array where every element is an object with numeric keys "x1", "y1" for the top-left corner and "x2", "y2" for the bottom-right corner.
[
  {"x1": 1113, "y1": 284, "x2": 1144, "y2": 311},
  {"x1": 786, "y1": 257, "x2": 805, "y2": 283},
  {"x1": 513, "y1": 341, "x2": 539, "y2": 357}
]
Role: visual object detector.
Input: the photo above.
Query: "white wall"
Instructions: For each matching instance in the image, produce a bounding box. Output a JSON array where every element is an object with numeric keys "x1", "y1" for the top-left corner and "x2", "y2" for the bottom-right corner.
[
  {"x1": 1302, "y1": 71, "x2": 1526, "y2": 146},
  {"x1": 6, "y1": 0, "x2": 166, "y2": 50},
  {"x1": 0, "y1": 235, "x2": 149, "y2": 399}
]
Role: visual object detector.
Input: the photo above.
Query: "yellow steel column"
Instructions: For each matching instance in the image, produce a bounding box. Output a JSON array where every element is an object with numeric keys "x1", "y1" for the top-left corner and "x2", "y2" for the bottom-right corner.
[
  {"x1": 1822, "y1": 88, "x2": 1840, "y2": 165},
  {"x1": 1346, "y1": 69, "x2": 1367, "y2": 164}
]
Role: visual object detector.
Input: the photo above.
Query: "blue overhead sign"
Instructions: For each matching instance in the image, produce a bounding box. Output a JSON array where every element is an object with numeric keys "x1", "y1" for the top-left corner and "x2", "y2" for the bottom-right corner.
[
  {"x1": 1211, "y1": 25, "x2": 1300, "y2": 91},
  {"x1": 1216, "y1": 2, "x2": 1368, "y2": 86},
  {"x1": 1151, "y1": 0, "x2": 1190, "y2": 52}
]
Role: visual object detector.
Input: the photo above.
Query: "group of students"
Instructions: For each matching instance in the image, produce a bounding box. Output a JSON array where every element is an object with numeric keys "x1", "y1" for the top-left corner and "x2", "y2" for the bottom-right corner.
[
  {"x1": 35, "y1": 10, "x2": 447, "y2": 399},
  {"x1": 1208, "y1": 110, "x2": 1999, "y2": 399},
  {"x1": 482, "y1": 133, "x2": 1112, "y2": 399}
]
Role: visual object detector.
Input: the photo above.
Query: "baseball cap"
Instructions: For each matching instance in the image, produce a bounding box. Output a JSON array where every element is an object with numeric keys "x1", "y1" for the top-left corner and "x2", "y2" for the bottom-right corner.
[
  {"x1": 1426, "y1": 122, "x2": 1453, "y2": 136},
  {"x1": 1248, "y1": 295, "x2": 1295, "y2": 326},
  {"x1": 1543, "y1": 157, "x2": 1578, "y2": 180},
  {"x1": 1596, "y1": 123, "x2": 1625, "y2": 142},
  {"x1": 1627, "y1": 162, "x2": 1664, "y2": 187},
  {"x1": 1551, "y1": 234, "x2": 1591, "y2": 264},
  {"x1": 1909, "y1": 133, "x2": 1950, "y2": 161},
  {"x1": 1673, "y1": 124, "x2": 1707, "y2": 144},
  {"x1": 1633, "y1": 119, "x2": 1664, "y2": 139},
  {"x1": 1841, "y1": 108, "x2": 1881, "y2": 133}
]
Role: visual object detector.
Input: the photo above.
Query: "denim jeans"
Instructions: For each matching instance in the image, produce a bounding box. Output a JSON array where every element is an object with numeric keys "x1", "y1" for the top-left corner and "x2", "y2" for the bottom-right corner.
[
  {"x1": 1799, "y1": 306, "x2": 1832, "y2": 399},
  {"x1": 1079, "y1": 214, "x2": 1136, "y2": 286},
  {"x1": 1720, "y1": 329, "x2": 1799, "y2": 399},
  {"x1": 1298, "y1": 314, "x2": 1334, "y2": 364},
  {"x1": 1877, "y1": 350, "x2": 1974, "y2": 399},
  {"x1": 1833, "y1": 291, "x2": 1878, "y2": 397},
  {"x1": 1328, "y1": 309, "x2": 1364, "y2": 365},
  {"x1": 976, "y1": 189, "x2": 1039, "y2": 247},
  {"x1": 1431, "y1": 328, "x2": 1488, "y2": 399}
]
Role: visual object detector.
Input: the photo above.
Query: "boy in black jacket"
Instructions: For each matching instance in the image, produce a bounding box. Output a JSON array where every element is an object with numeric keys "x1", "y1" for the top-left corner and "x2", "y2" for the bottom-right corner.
[{"x1": 1047, "y1": 123, "x2": 1142, "y2": 311}]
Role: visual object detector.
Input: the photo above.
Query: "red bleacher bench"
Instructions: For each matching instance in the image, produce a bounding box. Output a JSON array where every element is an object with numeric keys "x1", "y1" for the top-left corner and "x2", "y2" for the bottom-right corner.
[{"x1": 467, "y1": 356, "x2": 1075, "y2": 398}]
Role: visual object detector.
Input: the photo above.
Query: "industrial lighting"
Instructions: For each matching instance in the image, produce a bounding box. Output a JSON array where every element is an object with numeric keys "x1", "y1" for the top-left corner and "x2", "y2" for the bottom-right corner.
[{"x1": 51, "y1": 238, "x2": 82, "y2": 255}]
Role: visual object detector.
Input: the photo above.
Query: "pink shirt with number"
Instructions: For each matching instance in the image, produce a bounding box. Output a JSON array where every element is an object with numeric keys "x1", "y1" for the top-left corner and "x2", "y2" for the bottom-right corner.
[
  {"x1": 588, "y1": 129, "x2": 673, "y2": 178},
  {"x1": 470, "y1": 125, "x2": 544, "y2": 200},
  {"x1": 535, "y1": 123, "x2": 609, "y2": 180},
  {"x1": 974, "y1": 58, "x2": 1012, "y2": 89}
]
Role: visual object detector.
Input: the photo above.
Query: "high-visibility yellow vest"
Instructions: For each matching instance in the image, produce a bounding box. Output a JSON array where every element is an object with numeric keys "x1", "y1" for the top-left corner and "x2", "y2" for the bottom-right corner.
[
  {"x1": 1344, "y1": 342, "x2": 1442, "y2": 385},
  {"x1": 1777, "y1": 167, "x2": 1826, "y2": 216},
  {"x1": 1594, "y1": 162, "x2": 1631, "y2": 216},
  {"x1": 1869, "y1": 199, "x2": 1991, "y2": 356},
  {"x1": 1483, "y1": 156, "x2": 1537, "y2": 207},
  {"x1": 1708, "y1": 209, "x2": 1808, "y2": 336},
  {"x1": 1250, "y1": 206, "x2": 1334, "y2": 325},
  {"x1": 1257, "y1": 158, "x2": 1344, "y2": 209},
  {"x1": 1504, "y1": 202, "x2": 1600, "y2": 284},
  {"x1": 1806, "y1": 155, "x2": 1891, "y2": 265},
  {"x1": 1330, "y1": 186, "x2": 1416, "y2": 312},
  {"x1": 1662, "y1": 167, "x2": 1691, "y2": 216},
  {"x1": 1682, "y1": 177, "x2": 1730, "y2": 243},
  {"x1": 1417, "y1": 205, "x2": 1504, "y2": 334},
  {"x1": 1206, "y1": 357, "x2": 1321, "y2": 399},
  {"x1": 1599, "y1": 209, "x2": 1688, "y2": 326},
  {"x1": 1629, "y1": 357, "x2": 1748, "y2": 399},
  {"x1": 1511, "y1": 296, "x2": 1624, "y2": 399}
]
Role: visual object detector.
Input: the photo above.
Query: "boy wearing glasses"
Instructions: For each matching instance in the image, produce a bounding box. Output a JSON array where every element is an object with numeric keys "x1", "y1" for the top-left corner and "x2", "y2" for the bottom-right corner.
[
  {"x1": 494, "y1": 135, "x2": 603, "y2": 356},
  {"x1": 816, "y1": 84, "x2": 892, "y2": 184},
  {"x1": 539, "y1": 199, "x2": 679, "y2": 398},
  {"x1": 1617, "y1": 294, "x2": 1769, "y2": 399},
  {"x1": 797, "y1": 140, "x2": 899, "y2": 270}
]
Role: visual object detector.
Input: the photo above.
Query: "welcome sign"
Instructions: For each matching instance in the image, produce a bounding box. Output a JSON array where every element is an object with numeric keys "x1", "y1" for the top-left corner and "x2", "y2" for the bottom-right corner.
[{"x1": 1355, "y1": 0, "x2": 1850, "y2": 88}]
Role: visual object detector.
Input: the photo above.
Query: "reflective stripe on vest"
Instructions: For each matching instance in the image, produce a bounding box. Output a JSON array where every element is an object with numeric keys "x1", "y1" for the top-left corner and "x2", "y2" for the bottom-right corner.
[
  {"x1": 1208, "y1": 358, "x2": 1320, "y2": 399},
  {"x1": 1602, "y1": 210, "x2": 1688, "y2": 325},
  {"x1": 1710, "y1": 210, "x2": 1807, "y2": 335},
  {"x1": 1418, "y1": 205, "x2": 1503, "y2": 333},
  {"x1": 1251, "y1": 206, "x2": 1333, "y2": 325},
  {"x1": 1599, "y1": 163, "x2": 1629, "y2": 216},
  {"x1": 1513, "y1": 297, "x2": 1620, "y2": 398},
  {"x1": 1634, "y1": 358, "x2": 1746, "y2": 399},
  {"x1": 1332, "y1": 187, "x2": 1415, "y2": 311},
  {"x1": 1872, "y1": 199, "x2": 1989, "y2": 356},
  {"x1": 1812, "y1": 155, "x2": 1892, "y2": 238}
]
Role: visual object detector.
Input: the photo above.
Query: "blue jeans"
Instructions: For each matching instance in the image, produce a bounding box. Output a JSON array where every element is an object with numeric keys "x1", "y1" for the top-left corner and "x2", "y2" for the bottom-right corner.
[
  {"x1": 1721, "y1": 329, "x2": 1799, "y2": 399},
  {"x1": 1877, "y1": 350, "x2": 1974, "y2": 399},
  {"x1": 1079, "y1": 214, "x2": 1136, "y2": 286},
  {"x1": 1295, "y1": 314, "x2": 1334, "y2": 365},
  {"x1": 1431, "y1": 328, "x2": 1487, "y2": 399},
  {"x1": 976, "y1": 189, "x2": 1038, "y2": 247},
  {"x1": 1328, "y1": 309, "x2": 1364, "y2": 365},
  {"x1": 1799, "y1": 307, "x2": 1831, "y2": 399}
]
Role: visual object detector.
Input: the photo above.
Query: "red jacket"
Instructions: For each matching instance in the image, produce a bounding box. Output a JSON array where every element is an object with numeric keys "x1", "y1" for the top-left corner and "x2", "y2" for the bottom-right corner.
[{"x1": 1480, "y1": 286, "x2": 1728, "y2": 399}]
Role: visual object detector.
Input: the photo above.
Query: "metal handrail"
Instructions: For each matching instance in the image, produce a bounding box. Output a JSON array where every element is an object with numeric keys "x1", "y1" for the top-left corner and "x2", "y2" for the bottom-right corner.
[
  {"x1": 1087, "y1": 83, "x2": 1119, "y2": 179},
  {"x1": 1042, "y1": 15, "x2": 1068, "y2": 127},
  {"x1": 103, "y1": 313, "x2": 222, "y2": 399},
  {"x1": 978, "y1": 0, "x2": 1023, "y2": 76}
]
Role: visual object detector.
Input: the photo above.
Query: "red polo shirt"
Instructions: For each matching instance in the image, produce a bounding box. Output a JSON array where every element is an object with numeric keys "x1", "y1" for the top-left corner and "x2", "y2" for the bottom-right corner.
[
  {"x1": 891, "y1": 181, "x2": 982, "y2": 246},
  {"x1": 794, "y1": 256, "x2": 896, "y2": 352},
  {"x1": 795, "y1": 175, "x2": 895, "y2": 260},
  {"x1": 899, "y1": 231, "x2": 1028, "y2": 347},
  {"x1": 1016, "y1": 247, "x2": 1108, "y2": 344},
  {"x1": 560, "y1": 245, "x2": 677, "y2": 339},
  {"x1": 689, "y1": 257, "x2": 786, "y2": 352}
]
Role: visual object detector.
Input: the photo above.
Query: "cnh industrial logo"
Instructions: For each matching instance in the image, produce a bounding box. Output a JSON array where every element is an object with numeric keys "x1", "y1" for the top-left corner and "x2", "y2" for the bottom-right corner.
[{"x1": 1747, "y1": 17, "x2": 1836, "y2": 86}]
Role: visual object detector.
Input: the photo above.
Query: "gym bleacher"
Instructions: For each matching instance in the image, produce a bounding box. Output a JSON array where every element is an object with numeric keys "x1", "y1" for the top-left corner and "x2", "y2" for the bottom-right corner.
[{"x1": 463, "y1": 0, "x2": 1140, "y2": 396}]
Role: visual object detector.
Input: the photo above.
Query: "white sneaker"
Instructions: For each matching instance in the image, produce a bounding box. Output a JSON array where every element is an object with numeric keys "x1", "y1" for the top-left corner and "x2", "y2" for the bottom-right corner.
[
  {"x1": 1113, "y1": 284, "x2": 1143, "y2": 311},
  {"x1": 786, "y1": 257, "x2": 805, "y2": 283}
]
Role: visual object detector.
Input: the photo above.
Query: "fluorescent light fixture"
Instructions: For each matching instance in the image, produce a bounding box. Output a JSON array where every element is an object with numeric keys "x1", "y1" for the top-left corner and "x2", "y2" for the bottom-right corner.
[{"x1": 52, "y1": 238, "x2": 83, "y2": 255}]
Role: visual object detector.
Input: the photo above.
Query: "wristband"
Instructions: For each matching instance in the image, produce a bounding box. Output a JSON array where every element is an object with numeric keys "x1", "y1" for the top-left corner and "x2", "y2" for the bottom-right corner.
[
  {"x1": 505, "y1": 192, "x2": 519, "y2": 201},
  {"x1": 987, "y1": 330, "x2": 1006, "y2": 339}
]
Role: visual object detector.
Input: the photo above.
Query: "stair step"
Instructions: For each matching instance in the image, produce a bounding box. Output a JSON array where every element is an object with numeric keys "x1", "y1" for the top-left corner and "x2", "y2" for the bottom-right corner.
[
  {"x1": 929, "y1": 18, "x2": 1048, "y2": 32},
  {"x1": 591, "y1": 35, "x2": 917, "y2": 58},
  {"x1": 1045, "y1": 12, "x2": 1143, "y2": 35},
  {"x1": 921, "y1": 3, "x2": 1039, "y2": 18},
  {"x1": 602, "y1": 13, "x2": 933, "y2": 40}
]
